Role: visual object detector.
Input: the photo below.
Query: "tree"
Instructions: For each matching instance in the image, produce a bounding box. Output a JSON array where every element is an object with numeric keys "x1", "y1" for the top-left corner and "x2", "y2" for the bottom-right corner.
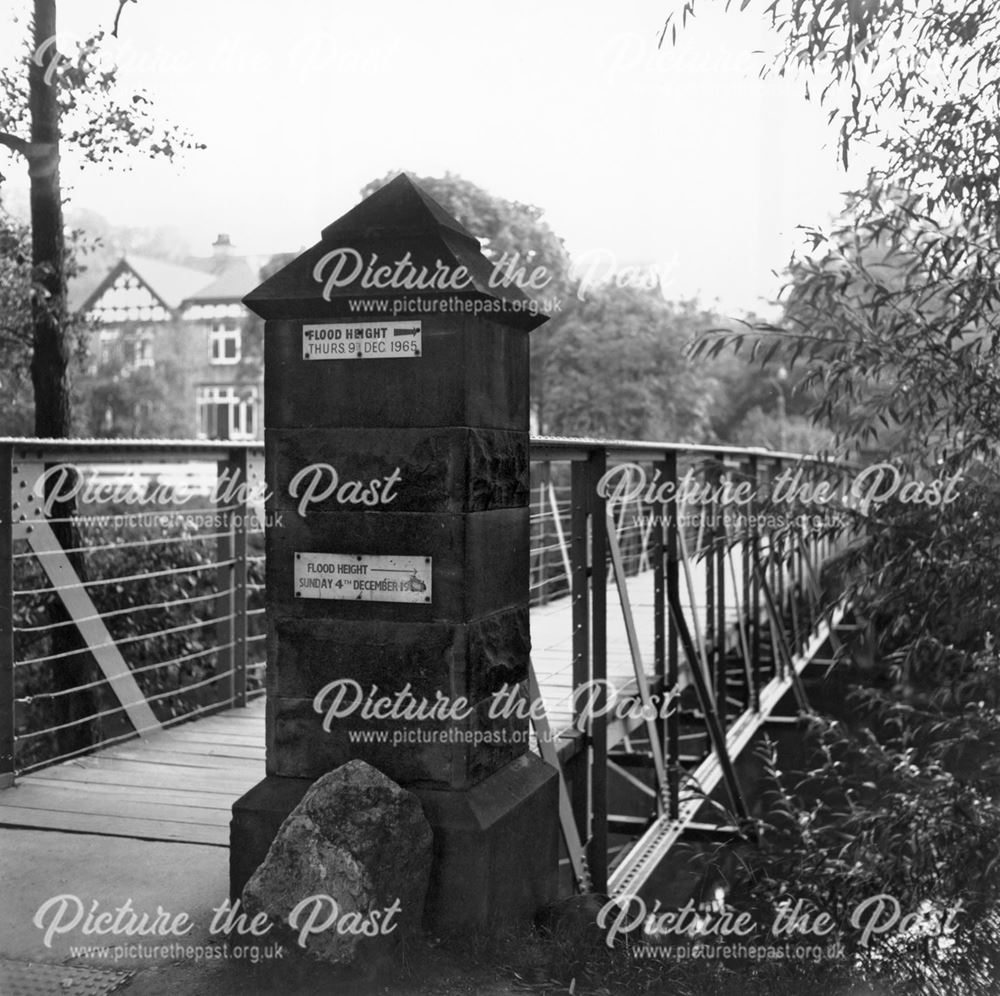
[
  {"x1": 666, "y1": 1, "x2": 1000, "y2": 456},
  {"x1": 670, "y1": 4, "x2": 1000, "y2": 988},
  {"x1": 784, "y1": 186, "x2": 1000, "y2": 466},
  {"x1": 540, "y1": 288, "x2": 718, "y2": 441},
  {"x1": 0, "y1": 0, "x2": 202, "y2": 436},
  {"x1": 1, "y1": 1, "x2": 202, "y2": 755},
  {"x1": 705, "y1": 334, "x2": 837, "y2": 450}
]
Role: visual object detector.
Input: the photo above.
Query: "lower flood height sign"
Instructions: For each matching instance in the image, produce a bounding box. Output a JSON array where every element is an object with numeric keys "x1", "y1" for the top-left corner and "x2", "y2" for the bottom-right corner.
[
  {"x1": 295, "y1": 552, "x2": 432, "y2": 603},
  {"x1": 302, "y1": 320, "x2": 422, "y2": 360}
]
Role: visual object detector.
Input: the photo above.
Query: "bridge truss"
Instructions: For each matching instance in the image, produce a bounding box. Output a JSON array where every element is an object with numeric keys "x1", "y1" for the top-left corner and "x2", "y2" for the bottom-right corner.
[{"x1": 526, "y1": 437, "x2": 852, "y2": 898}]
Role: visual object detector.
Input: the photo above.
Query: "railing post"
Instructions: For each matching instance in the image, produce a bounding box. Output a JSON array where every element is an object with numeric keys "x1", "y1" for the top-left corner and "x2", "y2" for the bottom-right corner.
[
  {"x1": 791, "y1": 514, "x2": 805, "y2": 652},
  {"x1": 232, "y1": 448, "x2": 250, "y2": 708},
  {"x1": 749, "y1": 455, "x2": 762, "y2": 700},
  {"x1": 588, "y1": 446, "x2": 608, "y2": 894},
  {"x1": 215, "y1": 448, "x2": 249, "y2": 708},
  {"x1": 653, "y1": 460, "x2": 665, "y2": 749},
  {"x1": 570, "y1": 459, "x2": 591, "y2": 715},
  {"x1": 703, "y1": 460, "x2": 717, "y2": 696},
  {"x1": 714, "y1": 459, "x2": 727, "y2": 718},
  {"x1": 772, "y1": 458, "x2": 786, "y2": 641},
  {"x1": 0, "y1": 443, "x2": 14, "y2": 788},
  {"x1": 660, "y1": 452, "x2": 680, "y2": 820},
  {"x1": 538, "y1": 461, "x2": 551, "y2": 605},
  {"x1": 214, "y1": 458, "x2": 235, "y2": 708},
  {"x1": 570, "y1": 455, "x2": 591, "y2": 841}
]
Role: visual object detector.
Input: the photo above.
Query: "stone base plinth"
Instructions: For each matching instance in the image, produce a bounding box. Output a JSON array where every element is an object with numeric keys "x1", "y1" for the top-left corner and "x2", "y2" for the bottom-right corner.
[
  {"x1": 230, "y1": 754, "x2": 558, "y2": 930},
  {"x1": 412, "y1": 752, "x2": 559, "y2": 931},
  {"x1": 230, "y1": 774, "x2": 312, "y2": 901}
]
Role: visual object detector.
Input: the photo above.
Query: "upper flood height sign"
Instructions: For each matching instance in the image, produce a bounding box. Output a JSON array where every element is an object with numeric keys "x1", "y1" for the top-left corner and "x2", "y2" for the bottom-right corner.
[{"x1": 302, "y1": 320, "x2": 422, "y2": 360}]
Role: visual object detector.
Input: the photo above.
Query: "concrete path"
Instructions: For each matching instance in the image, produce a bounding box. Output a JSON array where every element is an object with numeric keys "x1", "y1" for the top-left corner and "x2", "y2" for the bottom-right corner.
[{"x1": 0, "y1": 829, "x2": 518, "y2": 995}]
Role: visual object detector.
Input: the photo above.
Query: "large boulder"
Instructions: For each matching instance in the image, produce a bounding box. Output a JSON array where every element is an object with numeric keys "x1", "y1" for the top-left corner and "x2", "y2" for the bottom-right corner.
[{"x1": 242, "y1": 759, "x2": 433, "y2": 964}]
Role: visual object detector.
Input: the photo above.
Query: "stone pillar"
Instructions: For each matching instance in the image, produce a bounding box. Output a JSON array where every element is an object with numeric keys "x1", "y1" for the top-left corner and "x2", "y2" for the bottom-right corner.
[{"x1": 231, "y1": 174, "x2": 559, "y2": 930}]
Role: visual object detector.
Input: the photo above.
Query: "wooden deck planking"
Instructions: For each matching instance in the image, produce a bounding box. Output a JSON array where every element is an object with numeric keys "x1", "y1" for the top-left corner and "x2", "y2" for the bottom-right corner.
[
  {"x1": 0, "y1": 563, "x2": 758, "y2": 845},
  {"x1": 27, "y1": 760, "x2": 264, "y2": 794},
  {"x1": 0, "y1": 806, "x2": 226, "y2": 845},
  {"x1": 14, "y1": 778, "x2": 246, "y2": 810},
  {"x1": 0, "y1": 696, "x2": 268, "y2": 845}
]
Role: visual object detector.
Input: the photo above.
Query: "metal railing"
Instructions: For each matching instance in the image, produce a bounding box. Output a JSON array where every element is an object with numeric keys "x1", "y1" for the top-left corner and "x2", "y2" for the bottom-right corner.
[
  {"x1": 0, "y1": 439, "x2": 267, "y2": 784},
  {"x1": 1, "y1": 434, "x2": 852, "y2": 896}
]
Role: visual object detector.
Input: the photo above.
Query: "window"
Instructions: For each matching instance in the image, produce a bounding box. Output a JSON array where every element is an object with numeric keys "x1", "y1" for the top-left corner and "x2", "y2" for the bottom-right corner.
[
  {"x1": 196, "y1": 386, "x2": 258, "y2": 440},
  {"x1": 97, "y1": 329, "x2": 120, "y2": 370},
  {"x1": 134, "y1": 330, "x2": 154, "y2": 369},
  {"x1": 210, "y1": 322, "x2": 241, "y2": 364}
]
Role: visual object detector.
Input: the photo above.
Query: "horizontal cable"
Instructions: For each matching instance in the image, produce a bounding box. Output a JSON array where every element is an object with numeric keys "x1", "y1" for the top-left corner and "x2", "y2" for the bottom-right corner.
[
  {"x1": 18, "y1": 504, "x2": 244, "y2": 527},
  {"x1": 12, "y1": 531, "x2": 232, "y2": 561},
  {"x1": 14, "y1": 693, "x2": 242, "y2": 774},
  {"x1": 17, "y1": 642, "x2": 232, "y2": 700},
  {"x1": 17, "y1": 699, "x2": 156, "y2": 741},
  {"x1": 14, "y1": 588, "x2": 229, "y2": 635},
  {"x1": 531, "y1": 541, "x2": 570, "y2": 556},
  {"x1": 16, "y1": 667, "x2": 236, "y2": 742},
  {"x1": 142, "y1": 668, "x2": 233, "y2": 706},
  {"x1": 529, "y1": 579, "x2": 569, "y2": 593},
  {"x1": 14, "y1": 558, "x2": 236, "y2": 597},
  {"x1": 16, "y1": 612, "x2": 236, "y2": 667}
]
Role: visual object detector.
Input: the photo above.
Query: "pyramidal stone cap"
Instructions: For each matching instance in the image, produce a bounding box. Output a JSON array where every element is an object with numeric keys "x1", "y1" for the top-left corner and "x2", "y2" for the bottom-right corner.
[{"x1": 244, "y1": 173, "x2": 549, "y2": 330}]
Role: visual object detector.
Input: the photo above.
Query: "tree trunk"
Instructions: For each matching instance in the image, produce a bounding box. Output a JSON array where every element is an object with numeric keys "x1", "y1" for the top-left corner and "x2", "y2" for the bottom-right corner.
[
  {"x1": 28, "y1": 0, "x2": 70, "y2": 439},
  {"x1": 26, "y1": 0, "x2": 97, "y2": 759}
]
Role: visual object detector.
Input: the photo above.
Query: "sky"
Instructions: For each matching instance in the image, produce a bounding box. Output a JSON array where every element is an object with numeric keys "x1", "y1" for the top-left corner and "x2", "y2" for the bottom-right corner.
[{"x1": 1, "y1": 0, "x2": 874, "y2": 315}]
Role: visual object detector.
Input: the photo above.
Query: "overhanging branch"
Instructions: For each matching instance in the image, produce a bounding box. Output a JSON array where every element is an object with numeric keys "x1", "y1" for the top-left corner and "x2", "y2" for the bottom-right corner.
[
  {"x1": 112, "y1": 0, "x2": 138, "y2": 39},
  {"x1": 0, "y1": 132, "x2": 29, "y2": 158}
]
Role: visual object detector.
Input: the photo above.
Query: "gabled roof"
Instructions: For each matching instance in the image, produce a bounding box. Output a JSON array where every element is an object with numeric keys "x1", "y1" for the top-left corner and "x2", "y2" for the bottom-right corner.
[
  {"x1": 125, "y1": 255, "x2": 218, "y2": 310},
  {"x1": 78, "y1": 252, "x2": 261, "y2": 317},
  {"x1": 185, "y1": 257, "x2": 257, "y2": 303}
]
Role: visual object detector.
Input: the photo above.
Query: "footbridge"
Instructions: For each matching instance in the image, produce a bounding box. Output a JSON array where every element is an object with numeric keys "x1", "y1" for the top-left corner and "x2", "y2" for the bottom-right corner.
[{"x1": 0, "y1": 434, "x2": 851, "y2": 901}]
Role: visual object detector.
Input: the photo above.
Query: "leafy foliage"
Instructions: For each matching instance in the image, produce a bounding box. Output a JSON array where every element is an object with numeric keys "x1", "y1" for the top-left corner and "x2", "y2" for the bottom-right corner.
[
  {"x1": 0, "y1": 203, "x2": 96, "y2": 434},
  {"x1": 692, "y1": 186, "x2": 1000, "y2": 467},
  {"x1": 663, "y1": 0, "x2": 1000, "y2": 219},
  {"x1": 742, "y1": 689, "x2": 1000, "y2": 994},
  {"x1": 669, "y1": 3, "x2": 1000, "y2": 990},
  {"x1": 0, "y1": 10, "x2": 204, "y2": 171},
  {"x1": 540, "y1": 289, "x2": 719, "y2": 441}
]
